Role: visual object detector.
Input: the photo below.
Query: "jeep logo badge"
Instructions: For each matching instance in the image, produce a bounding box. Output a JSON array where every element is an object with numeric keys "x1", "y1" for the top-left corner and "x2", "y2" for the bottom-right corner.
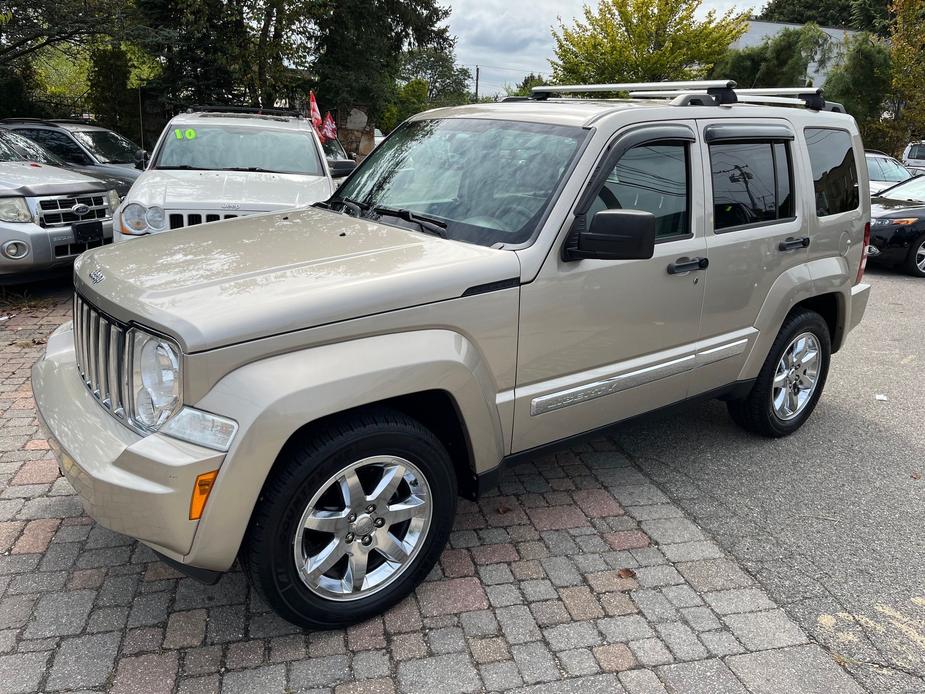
[
  {"x1": 221, "y1": 203, "x2": 240, "y2": 210},
  {"x1": 71, "y1": 203, "x2": 91, "y2": 217},
  {"x1": 89, "y1": 270, "x2": 104, "y2": 284}
]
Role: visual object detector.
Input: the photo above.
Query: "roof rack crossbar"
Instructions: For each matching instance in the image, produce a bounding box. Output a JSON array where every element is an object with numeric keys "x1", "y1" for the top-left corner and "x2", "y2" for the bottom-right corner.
[{"x1": 531, "y1": 80, "x2": 736, "y2": 100}]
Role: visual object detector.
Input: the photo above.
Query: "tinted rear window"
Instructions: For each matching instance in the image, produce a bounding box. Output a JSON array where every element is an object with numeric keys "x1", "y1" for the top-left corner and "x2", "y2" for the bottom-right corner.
[
  {"x1": 908, "y1": 144, "x2": 925, "y2": 160},
  {"x1": 804, "y1": 128, "x2": 859, "y2": 217}
]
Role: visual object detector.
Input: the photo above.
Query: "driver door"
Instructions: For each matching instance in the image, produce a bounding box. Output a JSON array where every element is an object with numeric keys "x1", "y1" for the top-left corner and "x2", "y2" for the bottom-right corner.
[{"x1": 512, "y1": 122, "x2": 708, "y2": 452}]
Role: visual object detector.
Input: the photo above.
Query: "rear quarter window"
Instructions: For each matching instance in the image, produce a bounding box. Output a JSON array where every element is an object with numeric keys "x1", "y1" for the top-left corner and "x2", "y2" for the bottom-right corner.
[{"x1": 804, "y1": 128, "x2": 859, "y2": 217}]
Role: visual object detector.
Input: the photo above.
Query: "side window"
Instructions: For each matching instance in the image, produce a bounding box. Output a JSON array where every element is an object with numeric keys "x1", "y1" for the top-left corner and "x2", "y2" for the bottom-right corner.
[
  {"x1": 589, "y1": 142, "x2": 689, "y2": 239},
  {"x1": 804, "y1": 128, "x2": 859, "y2": 217},
  {"x1": 709, "y1": 140, "x2": 793, "y2": 231},
  {"x1": 20, "y1": 129, "x2": 91, "y2": 165}
]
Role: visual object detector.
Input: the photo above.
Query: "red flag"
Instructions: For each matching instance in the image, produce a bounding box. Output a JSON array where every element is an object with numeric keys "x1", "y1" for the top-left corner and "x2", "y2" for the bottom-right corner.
[
  {"x1": 309, "y1": 91, "x2": 322, "y2": 130},
  {"x1": 322, "y1": 112, "x2": 337, "y2": 141}
]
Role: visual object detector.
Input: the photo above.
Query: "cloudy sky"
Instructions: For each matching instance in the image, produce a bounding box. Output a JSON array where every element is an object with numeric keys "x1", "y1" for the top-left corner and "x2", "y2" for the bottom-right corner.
[{"x1": 446, "y1": 0, "x2": 765, "y2": 95}]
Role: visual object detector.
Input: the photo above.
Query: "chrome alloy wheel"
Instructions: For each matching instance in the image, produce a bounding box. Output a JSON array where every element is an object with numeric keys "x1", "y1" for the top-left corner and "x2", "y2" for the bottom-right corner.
[
  {"x1": 771, "y1": 332, "x2": 821, "y2": 421},
  {"x1": 916, "y1": 239, "x2": 925, "y2": 273},
  {"x1": 294, "y1": 456, "x2": 432, "y2": 601}
]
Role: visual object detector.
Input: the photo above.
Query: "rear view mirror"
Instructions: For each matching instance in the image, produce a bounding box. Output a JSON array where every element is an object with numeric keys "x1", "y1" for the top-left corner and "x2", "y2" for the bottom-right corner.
[
  {"x1": 563, "y1": 209, "x2": 657, "y2": 261},
  {"x1": 134, "y1": 149, "x2": 149, "y2": 170}
]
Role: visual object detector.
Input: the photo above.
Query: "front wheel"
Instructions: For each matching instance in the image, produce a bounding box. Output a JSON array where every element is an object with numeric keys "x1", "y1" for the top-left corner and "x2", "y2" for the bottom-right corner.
[
  {"x1": 727, "y1": 309, "x2": 831, "y2": 437},
  {"x1": 241, "y1": 409, "x2": 457, "y2": 629},
  {"x1": 903, "y1": 233, "x2": 925, "y2": 277}
]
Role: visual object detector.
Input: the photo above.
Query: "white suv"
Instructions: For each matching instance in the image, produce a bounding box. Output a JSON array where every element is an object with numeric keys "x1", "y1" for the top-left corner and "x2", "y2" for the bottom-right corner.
[{"x1": 114, "y1": 109, "x2": 334, "y2": 241}]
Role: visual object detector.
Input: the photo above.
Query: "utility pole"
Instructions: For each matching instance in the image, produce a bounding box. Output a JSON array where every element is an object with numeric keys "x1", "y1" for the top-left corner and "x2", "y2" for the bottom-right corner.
[{"x1": 475, "y1": 65, "x2": 480, "y2": 102}]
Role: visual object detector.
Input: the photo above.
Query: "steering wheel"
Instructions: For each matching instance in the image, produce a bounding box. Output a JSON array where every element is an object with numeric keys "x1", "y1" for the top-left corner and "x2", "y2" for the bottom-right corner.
[{"x1": 463, "y1": 200, "x2": 535, "y2": 231}]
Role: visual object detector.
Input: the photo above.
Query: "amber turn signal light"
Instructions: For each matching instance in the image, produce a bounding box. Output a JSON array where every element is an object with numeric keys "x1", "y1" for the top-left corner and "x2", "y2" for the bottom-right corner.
[{"x1": 189, "y1": 470, "x2": 218, "y2": 520}]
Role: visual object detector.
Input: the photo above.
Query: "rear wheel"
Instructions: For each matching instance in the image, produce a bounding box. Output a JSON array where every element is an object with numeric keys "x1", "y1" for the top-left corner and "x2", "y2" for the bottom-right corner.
[
  {"x1": 727, "y1": 309, "x2": 831, "y2": 437},
  {"x1": 902, "y1": 233, "x2": 925, "y2": 277},
  {"x1": 241, "y1": 409, "x2": 457, "y2": 628}
]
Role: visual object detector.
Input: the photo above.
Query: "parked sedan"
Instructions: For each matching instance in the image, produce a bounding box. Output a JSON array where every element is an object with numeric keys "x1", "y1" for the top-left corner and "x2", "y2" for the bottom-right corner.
[
  {"x1": 869, "y1": 176, "x2": 925, "y2": 277},
  {"x1": 866, "y1": 150, "x2": 913, "y2": 195}
]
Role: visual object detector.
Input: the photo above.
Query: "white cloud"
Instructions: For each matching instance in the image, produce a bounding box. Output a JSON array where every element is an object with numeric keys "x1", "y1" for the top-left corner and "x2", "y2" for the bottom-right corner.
[{"x1": 446, "y1": 0, "x2": 765, "y2": 95}]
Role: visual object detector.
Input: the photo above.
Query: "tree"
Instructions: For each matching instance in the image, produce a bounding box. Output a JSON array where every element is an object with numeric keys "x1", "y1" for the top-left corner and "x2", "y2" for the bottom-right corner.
[
  {"x1": 887, "y1": 0, "x2": 925, "y2": 150},
  {"x1": 758, "y1": 0, "x2": 853, "y2": 26},
  {"x1": 0, "y1": 0, "x2": 126, "y2": 67},
  {"x1": 311, "y1": 0, "x2": 452, "y2": 122},
  {"x1": 86, "y1": 44, "x2": 140, "y2": 139},
  {"x1": 505, "y1": 73, "x2": 547, "y2": 97},
  {"x1": 758, "y1": 0, "x2": 891, "y2": 34},
  {"x1": 709, "y1": 23, "x2": 834, "y2": 87},
  {"x1": 824, "y1": 33, "x2": 891, "y2": 147},
  {"x1": 550, "y1": 0, "x2": 749, "y2": 84},
  {"x1": 379, "y1": 78, "x2": 429, "y2": 132},
  {"x1": 400, "y1": 47, "x2": 471, "y2": 105}
]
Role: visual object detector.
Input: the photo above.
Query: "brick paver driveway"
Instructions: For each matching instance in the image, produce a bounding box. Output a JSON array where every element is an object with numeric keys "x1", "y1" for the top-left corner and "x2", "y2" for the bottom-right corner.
[{"x1": 0, "y1": 285, "x2": 866, "y2": 694}]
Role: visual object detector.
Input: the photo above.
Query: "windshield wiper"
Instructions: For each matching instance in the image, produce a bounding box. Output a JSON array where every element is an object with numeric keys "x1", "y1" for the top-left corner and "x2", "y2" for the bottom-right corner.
[
  {"x1": 223, "y1": 166, "x2": 280, "y2": 173},
  {"x1": 322, "y1": 196, "x2": 369, "y2": 217},
  {"x1": 156, "y1": 165, "x2": 209, "y2": 170},
  {"x1": 369, "y1": 205, "x2": 447, "y2": 238}
]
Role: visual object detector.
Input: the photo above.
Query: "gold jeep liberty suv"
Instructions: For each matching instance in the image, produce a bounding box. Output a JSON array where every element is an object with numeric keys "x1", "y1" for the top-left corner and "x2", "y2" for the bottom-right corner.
[{"x1": 33, "y1": 81, "x2": 872, "y2": 628}]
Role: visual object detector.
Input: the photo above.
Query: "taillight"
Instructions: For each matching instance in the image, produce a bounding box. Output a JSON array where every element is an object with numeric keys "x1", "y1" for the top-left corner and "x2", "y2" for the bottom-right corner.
[{"x1": 855, "y1": 221, "x2": 871, "y2": 285}]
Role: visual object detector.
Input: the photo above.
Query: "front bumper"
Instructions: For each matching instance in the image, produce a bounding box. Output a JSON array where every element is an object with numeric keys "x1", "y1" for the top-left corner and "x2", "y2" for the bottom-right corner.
[
  {"x1": 0, "y1": 220, "x2": 113, "y2": 281},
  {"x1": 32, "y1": 322, "x2": 224, "y2": 558}
]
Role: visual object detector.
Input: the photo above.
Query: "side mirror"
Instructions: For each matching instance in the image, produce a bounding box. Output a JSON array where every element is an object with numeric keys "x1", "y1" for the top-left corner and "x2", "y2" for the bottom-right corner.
[
  {"x1": 563, "y1": 209, "x2": 657, "y2": 261},
  {"x1": 134, "y1": 149, "x2": 149, "y2": 170},
  {"x1": 328, "y1": 158, "x2": 357, "y2": 178}
]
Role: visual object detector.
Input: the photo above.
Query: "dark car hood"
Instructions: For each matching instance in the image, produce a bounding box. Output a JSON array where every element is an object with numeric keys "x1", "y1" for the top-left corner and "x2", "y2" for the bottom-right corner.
[
  {"x1": 871, "y1": 196, "x2": 925, "y2": 217},
  {"x1": 68, "y1": 165, "x2": 137, "y2": 196}
]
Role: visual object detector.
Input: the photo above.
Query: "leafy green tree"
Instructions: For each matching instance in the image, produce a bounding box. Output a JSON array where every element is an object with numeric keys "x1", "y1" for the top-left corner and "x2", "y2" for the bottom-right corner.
[
  {"x1": 86, "y1": 44, "x2": 142, "y2": 141},
  {"x1": 550, "y1": 0, "x2": 749, "y2": 83},
  {"x1": 0, "y1": 0, "x2": 126, "y2": 67},
  {"x1": 886, "y1": 0, "x2": 925, "y2": 151},
  {"x1": 400, "y1": 47, "x2": 471, "y2": 106},
  {"x1": 505, "y1": 73, "x2": 547, "y2": 97},
  {"x1": 824, "y1": 33, "x2": 891, "y2": 146},
  {"x1": 32, "y1": 45, "x2": 90, "y2": 114},
  {"x1": 311, "y1": 0, "x2": 451, "y2": 122},
  {"x1": 709, "y1": 23, "x2": 834, "y2": 87},
  {"x1": 757, "y1": 0, "x2": 853, "y2": 26},
  {"x1": 379, "y1": 78, "x2": 429, "y2": 132}
]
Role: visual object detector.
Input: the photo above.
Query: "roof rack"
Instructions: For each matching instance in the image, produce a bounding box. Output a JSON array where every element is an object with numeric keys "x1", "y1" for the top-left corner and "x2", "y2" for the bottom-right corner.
[
  {"x1": 187, "y1": 105, "x2": 303, "y2": 118},
  {"x1": 529, "y1": 80, "x2": 843, "y2": 112},
  {"x1": 532, "y1": 80, "x2": 738, "y2": 104}
]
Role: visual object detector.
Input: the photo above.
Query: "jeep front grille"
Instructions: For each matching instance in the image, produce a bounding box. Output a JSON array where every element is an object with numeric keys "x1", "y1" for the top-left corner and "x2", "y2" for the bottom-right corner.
[
  {"x1": 167, "y1": 211, "x2": 248, "y2": 229},
  {"x1": 37, "y1": 194, "x2": 111, "y2": 228},
  {"x1": 73, "y1": 294, "x2": 127, "y2": 419}
]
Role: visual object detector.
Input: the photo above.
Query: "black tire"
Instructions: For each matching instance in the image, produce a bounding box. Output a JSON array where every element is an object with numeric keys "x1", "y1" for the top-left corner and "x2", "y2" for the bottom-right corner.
[
  {"x1": 902, "y1": 233, "x2": 925, "y2": 277},
  {"x1": 241, "y1": 408, "x2": 457, "y2": 629},
  {"x1": 726, "y1": 308, "x2": 831, "y2": 437}
]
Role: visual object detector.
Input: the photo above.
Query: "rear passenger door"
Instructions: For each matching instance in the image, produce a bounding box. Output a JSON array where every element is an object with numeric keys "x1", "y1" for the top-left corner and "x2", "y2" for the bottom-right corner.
[{"x1": 692, "y1": 120, "x2": 808, "y2": 396}]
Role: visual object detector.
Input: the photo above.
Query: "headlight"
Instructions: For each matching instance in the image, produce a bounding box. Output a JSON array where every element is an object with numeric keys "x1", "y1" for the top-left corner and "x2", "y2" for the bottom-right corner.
[
  {"x1": 872, "y1": 217, "x2": 918, "y2": 226},
  {"x1": 129, "y1": 329, "x2": 181, "y2": 430},
  {"x1": 121, "y1": 203, "x2": 149, "y2": 234},
  {"x1": 106, "y1": 189, "x2": 121, "y2": 211},
  {"x1": 0, "y1": 197, "x2": 32, "y2": 223},
  {"x1": 145, "y1": 205, "x2": 166, "y2": 230}
]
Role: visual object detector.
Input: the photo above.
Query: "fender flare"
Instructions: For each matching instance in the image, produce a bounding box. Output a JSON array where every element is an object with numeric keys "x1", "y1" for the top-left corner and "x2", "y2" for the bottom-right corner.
[{"x1": 183, "y1": 329, "x2": 505, "y2": 571}]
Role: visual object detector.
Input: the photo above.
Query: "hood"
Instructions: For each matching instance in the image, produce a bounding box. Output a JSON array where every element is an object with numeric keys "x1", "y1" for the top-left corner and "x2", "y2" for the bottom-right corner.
[
  {"x1": 126, "y1": 169, "x2": 332, "y2": 211},
  {"x1": 868, "y1": 180, "x2": 895, "y2": 195},
  {"x1": 0, "y1": 161, "x2": 105, "y2": 196},
  {"x1": 68, "y1": 165, "x2": 137, "y2": 196},
  {"x1": 74, "y1": 207, "x2": 521, "y2": 352},
  {"x1": 871, "y1": 197, "x2": 925, "y2": 217}
]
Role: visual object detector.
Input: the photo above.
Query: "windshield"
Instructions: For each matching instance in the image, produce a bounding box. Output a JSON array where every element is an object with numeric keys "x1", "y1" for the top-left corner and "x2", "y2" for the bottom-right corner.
[
  {"x1": 868, "y1": 156, "x2": 910, "y2": 183},
  {"x1": 0, "y1": 135, "x2": 25, "y2": 162},
  {"x1": 71, "y1": 128, "x2": 138, "y2": 164},
  {"x1": 322, "y1": 138, "x2": 348, "y2": 160},
  {"x1": 879, "y1": 175, "x2": 925, "y2": 202},
  {"x1": 154, "y1": 125, "x2": 324, "y2": 175},
  {"x1": 908, "y1": 144, "x2": 925, "y2": 160},
  {"x1": 333, "y1": 118, "x2": 586, "y2": 247},
  {"x1": 0, "y1": 131, "x2": 65, "y2": 166}
]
